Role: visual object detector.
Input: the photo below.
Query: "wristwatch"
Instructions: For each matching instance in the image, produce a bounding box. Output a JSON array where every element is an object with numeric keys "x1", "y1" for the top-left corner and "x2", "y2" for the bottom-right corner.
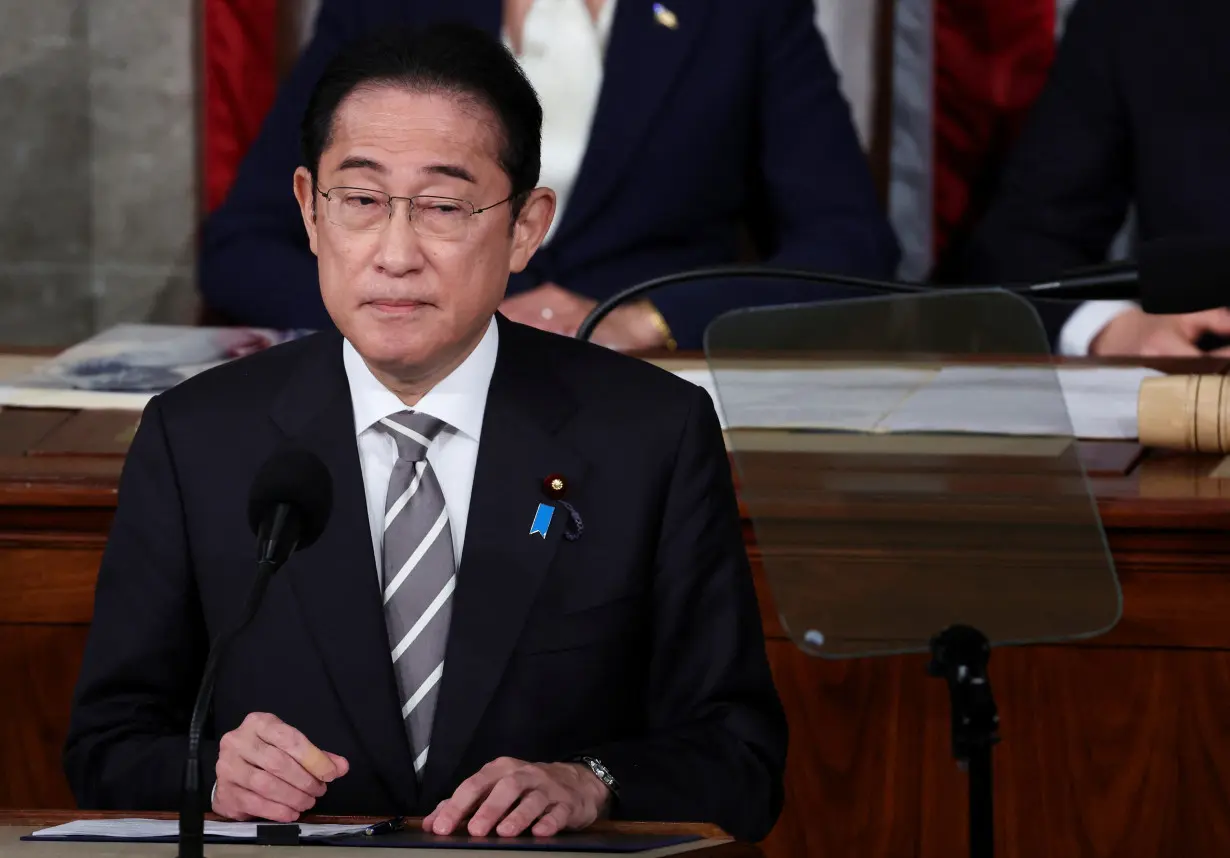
[{"x1": 573, "y1": 755, "x2": 620, "y2": 796}]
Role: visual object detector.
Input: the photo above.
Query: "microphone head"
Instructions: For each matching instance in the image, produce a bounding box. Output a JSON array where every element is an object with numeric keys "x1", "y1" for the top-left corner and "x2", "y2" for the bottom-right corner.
[
  {"x1": 1138, "y1": 235, "x2": 1230, "y2": 314},
  {"x1": 247, "y1": 448, "x2": 333, "y2": 551}
]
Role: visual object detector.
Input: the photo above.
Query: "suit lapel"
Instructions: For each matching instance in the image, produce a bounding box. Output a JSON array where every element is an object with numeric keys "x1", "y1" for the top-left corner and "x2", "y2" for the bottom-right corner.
[
  {"x1": 269, "y1": 334, "x2": 419, "y2": 811},
  {"x1": 552, "y1": 0, "x2": 707, "y2": 243},
  {"x1": 420, "y1": 319, "x2": 588, "y2": 803}
]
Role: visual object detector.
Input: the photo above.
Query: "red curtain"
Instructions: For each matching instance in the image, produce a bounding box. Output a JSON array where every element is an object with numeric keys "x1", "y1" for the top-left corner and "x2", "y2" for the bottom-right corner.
[
  {"x1": 202, "y1": 0, "x2": 280, "y2": 213},
  {"x1": 932, "y1": 0, "x2": 1058, "y2": 261}
]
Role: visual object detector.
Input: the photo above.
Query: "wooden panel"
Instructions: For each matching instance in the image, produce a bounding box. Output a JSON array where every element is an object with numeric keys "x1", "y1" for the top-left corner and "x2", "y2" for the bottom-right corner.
[
  {"x1": 26, "y1": 411, "x2": 140, "y2": 458},
  {"x1": 762, "y1": 644, "x2": 924, "y2": 858},
  {"x1": 754, "y1": 561, "x2": 1230, "y2": 650},
  {"x1": 0, "y1": 456, "x2": 122, "y2": 510},
  {"x1": 0, "y1": 626, "x2": 89, "y2": 810},
  {"x1": 0, "y1": 411, "x2": 72, "y2": 457},
  {"x1": 920, "y1": 647, "x2": 1230, "y2": 858},
  {"x1": 0, "y1": 548, "x2": 103, "y2": 624},
  {"x1": 1079, "y1": 441, "x2": 1144, "y2": 477}
]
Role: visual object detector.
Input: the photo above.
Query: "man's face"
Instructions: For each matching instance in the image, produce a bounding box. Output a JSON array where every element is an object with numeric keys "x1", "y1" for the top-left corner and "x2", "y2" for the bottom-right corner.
[{"x1": 294, "y1": 86, "x2": 554, "y2": 377}]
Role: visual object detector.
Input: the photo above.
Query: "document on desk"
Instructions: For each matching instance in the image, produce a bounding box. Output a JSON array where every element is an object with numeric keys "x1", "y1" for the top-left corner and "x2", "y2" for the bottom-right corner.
[
  {"x1": 674, "y1": 365, "x2": 1162, "y2": 439},
  {"x1": 24, "y1": 819, "x2": 706, "y2": 853},
  {"x1": 28, "y1": 818, "x2": 371, "y2": 841}
]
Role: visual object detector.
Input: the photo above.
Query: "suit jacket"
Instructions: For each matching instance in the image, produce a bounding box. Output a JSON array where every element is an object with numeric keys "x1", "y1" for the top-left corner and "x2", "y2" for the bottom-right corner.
[
  {"x1": 947, "y1": 0, "x2": 1230, "y2": 341},
  {"x1": 63, "y1": 317, "x2": 788, "y2": 842},
  {"x1": 198, "y1": 0, "x2": 899, "y2": 349}
]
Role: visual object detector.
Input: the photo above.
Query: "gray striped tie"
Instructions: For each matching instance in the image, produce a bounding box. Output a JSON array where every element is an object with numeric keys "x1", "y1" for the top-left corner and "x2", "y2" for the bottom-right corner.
[{"x1": 377, "y1": 411, "x2": 455, "y2": 778}]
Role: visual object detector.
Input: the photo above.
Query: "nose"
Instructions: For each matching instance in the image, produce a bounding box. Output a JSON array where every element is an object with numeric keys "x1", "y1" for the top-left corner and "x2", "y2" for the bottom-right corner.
[{"x1": 373, "y1": 205, "x2": 426, "y2": 277}]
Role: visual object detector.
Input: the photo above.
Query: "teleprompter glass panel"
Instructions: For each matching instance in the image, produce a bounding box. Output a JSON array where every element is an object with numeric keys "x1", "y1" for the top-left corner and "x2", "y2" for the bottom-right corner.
[{"x1": 702, "y1": 285, "x2": 1120, "y2": 658}]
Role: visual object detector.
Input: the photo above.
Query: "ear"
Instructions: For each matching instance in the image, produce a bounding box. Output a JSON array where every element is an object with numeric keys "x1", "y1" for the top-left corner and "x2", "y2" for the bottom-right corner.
[
  {"x1": 509, "y1": 187, "x2": 556, "y2": 273},
  {"x1": 293, "y1": 167, "x2": 321, "y2": 256}
]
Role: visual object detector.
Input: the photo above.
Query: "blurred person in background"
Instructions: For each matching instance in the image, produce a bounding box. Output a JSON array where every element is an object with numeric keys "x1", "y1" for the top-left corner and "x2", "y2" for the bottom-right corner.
[
  {"x1": 949, "y1": 0, "x2": 1230, "y2": 357},
  {"x1": 199, "y1": 0, "x2": 899, "y2": 351}
]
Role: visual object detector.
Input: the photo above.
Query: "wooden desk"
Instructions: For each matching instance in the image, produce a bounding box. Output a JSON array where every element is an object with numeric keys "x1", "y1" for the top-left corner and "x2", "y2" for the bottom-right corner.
[
  {"x1": 2, "y1": 364, "x2": 1230, "y2": 858},
  {"x1": 0, "y1": 811, "x2": 748, "y2": 857}
]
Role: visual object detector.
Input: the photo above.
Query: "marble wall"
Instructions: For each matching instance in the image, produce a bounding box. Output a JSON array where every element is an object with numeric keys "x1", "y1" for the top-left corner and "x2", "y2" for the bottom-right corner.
[{"x1": 0, "y1": 0, "x2": 197, "y2": 346}]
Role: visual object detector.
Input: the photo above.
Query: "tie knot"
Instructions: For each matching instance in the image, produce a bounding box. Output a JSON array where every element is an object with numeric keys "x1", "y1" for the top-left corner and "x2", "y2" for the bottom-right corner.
[{"x1": 378, "y1": 411, "x2": 450, "y2": 462}]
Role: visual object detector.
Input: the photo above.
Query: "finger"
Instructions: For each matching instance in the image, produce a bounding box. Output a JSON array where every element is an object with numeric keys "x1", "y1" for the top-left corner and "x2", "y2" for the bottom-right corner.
[
  {"x1": 227, "y1": 781, "x2": 302, "y2": 823},
  {"x1": 239, "y1": 741, "x2": 327, "y2": 797},
  {"x1": 325, "y1": 752, "x2": 350, "y2": 778},
  {"x1": 212, "y1": 782, "x2": 252, "y2": 821},
  {"x1": 219, "y1": 754, "x2": 319, "y2": 813},
  {"x1": 253, "y1": 717, "x2": 340, "y2": 782},
  {"x1": 432, "y1": 772, "x2": 500, "y2": 835},
  {"x1": 496, "y1": 790, "x2": 551, "y2": 837},
  {"x1": 468, "y1": 773, "x2": 534, "y2": 837},
  {"x1": 532, "y1": 804, "x2": 571, "y2": 837},
  {"x1": 1182, "y1": 307, "x2": 1230, "y2": 336}
]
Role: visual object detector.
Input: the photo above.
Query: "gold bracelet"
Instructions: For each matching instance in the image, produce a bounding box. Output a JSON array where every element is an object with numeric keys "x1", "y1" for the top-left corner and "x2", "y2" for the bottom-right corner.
[{"x1": 644, "y1": 302, "x2": 677, "y2": 351}]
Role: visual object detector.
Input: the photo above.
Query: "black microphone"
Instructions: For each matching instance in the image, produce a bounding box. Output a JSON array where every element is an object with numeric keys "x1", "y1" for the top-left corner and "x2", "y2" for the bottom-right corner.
[
  {"x1": 1023, "y1": 235, "x2": 1230, "y2": 312},
  {"x1": 178, "y1": 448, "x2": 332, "y2": 858},
  {"x1": 574, "y1": 235, "x2": 1230, "y2": 341}
]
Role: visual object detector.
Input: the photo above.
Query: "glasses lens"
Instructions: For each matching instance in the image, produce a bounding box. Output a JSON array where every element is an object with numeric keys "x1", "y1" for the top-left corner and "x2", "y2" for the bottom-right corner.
[
  {"x1": 327, "y1": 189, "x2": 389, "y2": 230},
  {"x1": 412, "y1": 197, "x2": 471, "y2": 239}
]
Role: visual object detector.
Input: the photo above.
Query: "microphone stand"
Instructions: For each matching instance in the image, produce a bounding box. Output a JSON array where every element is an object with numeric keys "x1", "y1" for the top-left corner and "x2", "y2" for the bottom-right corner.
[
  {"x1": 928, "y1": 625, "x2": 1001, "y2": 858},
  {"x1": 178, "y1": 505, "x2": 300, "y2": 858},
  {"x1": 574, "y1": 266, "x2": 930, "y2": 342},
  {"x1": 572, "y1": 263, "x2": 1143, "y2": 346}
]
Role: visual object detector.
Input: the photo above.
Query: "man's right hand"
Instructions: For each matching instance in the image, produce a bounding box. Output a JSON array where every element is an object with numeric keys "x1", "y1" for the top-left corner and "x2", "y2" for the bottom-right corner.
[
  {"x1": 213, "y1": 712, "x2": 349, "y2": 822},
  {"x1": 1090, "y1": 306, "x2": 1230, "y2": 356}
]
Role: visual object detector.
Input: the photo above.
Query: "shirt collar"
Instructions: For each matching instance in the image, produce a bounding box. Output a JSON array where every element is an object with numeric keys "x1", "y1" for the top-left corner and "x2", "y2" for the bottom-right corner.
[{"x1": 342, "y1": 316, "x2": 498, "y2": 442}]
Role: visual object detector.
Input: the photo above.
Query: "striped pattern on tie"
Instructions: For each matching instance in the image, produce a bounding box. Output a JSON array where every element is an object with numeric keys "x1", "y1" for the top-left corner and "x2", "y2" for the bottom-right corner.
[{"x1": 378, "y1": 411, "x2": 454, "y2": 777}]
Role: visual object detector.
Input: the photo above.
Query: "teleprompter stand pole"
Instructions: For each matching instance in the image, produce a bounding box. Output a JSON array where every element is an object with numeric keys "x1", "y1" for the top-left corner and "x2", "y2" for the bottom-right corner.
[{"x1": 928, "y1": 625, "x2": 1000, "y2": 858}]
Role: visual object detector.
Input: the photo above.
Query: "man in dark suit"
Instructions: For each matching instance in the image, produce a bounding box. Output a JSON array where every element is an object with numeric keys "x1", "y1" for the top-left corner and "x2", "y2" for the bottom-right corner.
[
  {"x1": 198, "y1": 0, "x2": 899, "y2": 351},
  {"x1": 64, "y1": 24, "x2": 786, "y2": 842},
  {"x1": 951, "y1": 0, "x2": 1230, "y2": 357}
]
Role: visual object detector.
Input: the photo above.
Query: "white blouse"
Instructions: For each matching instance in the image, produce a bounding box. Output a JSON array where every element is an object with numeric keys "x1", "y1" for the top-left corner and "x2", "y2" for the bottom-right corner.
[{"x1": 504, "y1": 0, "x2": 618, "y2": 245}]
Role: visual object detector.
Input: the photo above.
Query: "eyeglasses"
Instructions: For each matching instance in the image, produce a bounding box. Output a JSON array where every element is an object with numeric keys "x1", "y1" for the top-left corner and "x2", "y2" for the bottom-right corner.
[{"x1": 317, "y1": 186, "x2": 513, "y2": 239}]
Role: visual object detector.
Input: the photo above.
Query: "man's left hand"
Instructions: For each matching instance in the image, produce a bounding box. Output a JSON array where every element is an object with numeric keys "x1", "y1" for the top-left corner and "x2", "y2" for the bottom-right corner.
[{"x1": 422, "y1": 757, "x2": 612, "y2": 837}]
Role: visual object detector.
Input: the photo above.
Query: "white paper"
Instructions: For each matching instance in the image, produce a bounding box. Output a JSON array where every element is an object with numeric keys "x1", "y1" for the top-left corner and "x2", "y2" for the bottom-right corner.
[
  {"x1": 674, "y1": 365, "x2": 1161, "y2": 440},
  {"x1": 30, "y1": 818, "x2": 371, "y2": 840}
]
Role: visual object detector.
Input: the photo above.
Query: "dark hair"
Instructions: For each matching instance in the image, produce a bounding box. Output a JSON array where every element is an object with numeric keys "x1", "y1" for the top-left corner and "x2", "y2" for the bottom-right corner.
[{"x1": 300, "y1": 22, "x2": 542, "y2": 214}]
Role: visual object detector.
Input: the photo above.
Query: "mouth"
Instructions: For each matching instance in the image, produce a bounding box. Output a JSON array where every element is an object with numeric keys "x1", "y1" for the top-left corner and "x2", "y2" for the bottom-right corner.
[{"x1": 366, "y1": 298, "x2": 433, "y2": 316}]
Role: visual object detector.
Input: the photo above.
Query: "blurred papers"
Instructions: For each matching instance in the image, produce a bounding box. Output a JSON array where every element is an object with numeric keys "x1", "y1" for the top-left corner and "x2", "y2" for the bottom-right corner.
[{"x1": 675, "y1": 365, "x2": 1162, "y2": 440}]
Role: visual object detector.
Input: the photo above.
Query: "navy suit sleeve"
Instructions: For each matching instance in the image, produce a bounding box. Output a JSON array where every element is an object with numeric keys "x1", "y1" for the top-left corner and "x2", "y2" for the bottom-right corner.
[
  {"x1": 63, "y1": 397, "x2": 216, "y2": 809},
  {"x1": 952, "y1": 0, "x2": 1133, "y2": 284},
  {"x1": 576, "y1": 385, "x2": 788, "y2": 843},
  {"x1": 650, "y1": 0, "x2": 900, "y2": 348},
  {"x1": 198, "y1": 0, "x2": 366, "y2": 328}
]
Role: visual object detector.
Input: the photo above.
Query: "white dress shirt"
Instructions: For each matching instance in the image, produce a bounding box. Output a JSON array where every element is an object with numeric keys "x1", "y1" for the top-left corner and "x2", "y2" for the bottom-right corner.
[
  {"x1": 505, "y1": 0, "x2": 618, "y2": 245},
  {"x1": 342, "y1": 317, "x2": 499, "y2": 576},
  {"x1": 1057, "y1": 300, "x2": 1137, "y2": 355}
]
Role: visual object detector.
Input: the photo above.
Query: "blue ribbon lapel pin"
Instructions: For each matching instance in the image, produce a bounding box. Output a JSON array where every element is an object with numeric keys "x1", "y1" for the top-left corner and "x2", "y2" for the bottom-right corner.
[{"x1": 530, "y1": 503, "x2": 555, "y2": 539}]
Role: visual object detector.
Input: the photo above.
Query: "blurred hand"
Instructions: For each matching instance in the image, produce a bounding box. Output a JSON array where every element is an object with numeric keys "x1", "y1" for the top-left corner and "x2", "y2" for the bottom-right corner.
[
  {"x1": 499, "y1": 283, "x2": 596, "y2": 337},
  {"x1": 422, "y1": 757, "x2": 611, "y2": 838},
  {"x1": 498, "y1": 284, "x2": 670, "y2": 351},
  {"x1": 213, "y1": 712, "x2": 349, "y2": 822},
  {"x1": 590, "y1": 300, "x2": 671, "y2": 352},
  {"x1": 1090, "y1": 307, "x2": 1230, "y2": 356}
]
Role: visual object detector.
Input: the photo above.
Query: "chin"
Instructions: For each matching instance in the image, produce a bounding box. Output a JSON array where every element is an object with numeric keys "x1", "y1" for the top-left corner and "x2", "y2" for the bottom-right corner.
[{"x1": 346, "y1": 312, "x2": 451, "y2": 369}]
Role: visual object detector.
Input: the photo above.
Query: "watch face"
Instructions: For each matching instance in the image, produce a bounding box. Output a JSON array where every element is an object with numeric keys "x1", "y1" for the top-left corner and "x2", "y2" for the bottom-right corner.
[{"x1": 583, "y1": 757, "x2": 617, "y2": 790}]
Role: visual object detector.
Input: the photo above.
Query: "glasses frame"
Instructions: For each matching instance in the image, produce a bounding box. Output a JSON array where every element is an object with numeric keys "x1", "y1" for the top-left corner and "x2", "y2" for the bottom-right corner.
[{"x1": 316, "y1": 186, "x2": 514, "y2": 235}]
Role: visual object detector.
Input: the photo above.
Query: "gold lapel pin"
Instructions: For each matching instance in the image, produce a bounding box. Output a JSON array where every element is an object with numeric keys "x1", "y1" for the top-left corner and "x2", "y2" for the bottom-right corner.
[{"x1": 653, "y1": 3, "x2": 679, "y2": 30}]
